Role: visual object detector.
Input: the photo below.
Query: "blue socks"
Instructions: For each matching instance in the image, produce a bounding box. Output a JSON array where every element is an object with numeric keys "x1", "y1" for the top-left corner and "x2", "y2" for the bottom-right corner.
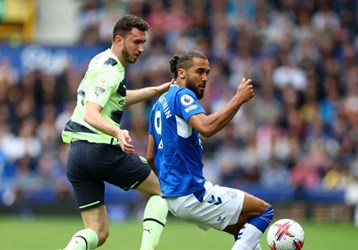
[
  {"x1": 246, "y1": 205, "x2": 274, "y2": 233},
  {"x1": 232, "y1": 206, "x2": 274, "y2": 250}
]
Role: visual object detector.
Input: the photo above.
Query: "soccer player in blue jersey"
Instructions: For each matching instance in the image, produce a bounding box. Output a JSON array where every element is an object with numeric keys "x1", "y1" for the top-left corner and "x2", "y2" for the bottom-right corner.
[
  {"x1": 147, "y1": 50, "x2": 274, "y2": 250},
  {"x1": 60, "y1": 14, "x2": 169, "y2": 250}
]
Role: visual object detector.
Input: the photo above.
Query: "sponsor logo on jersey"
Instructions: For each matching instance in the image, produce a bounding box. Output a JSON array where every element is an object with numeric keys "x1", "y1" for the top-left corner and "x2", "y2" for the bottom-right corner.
[
  {"x1": 94, "y1": 75, "x2": 108, "y2": 97},
  {"x1": 184, "y1": 104, "x2": 198, "y2": 113},
  {"x1": 94, "y1": 86, "x2": 105, "y2": 97}
]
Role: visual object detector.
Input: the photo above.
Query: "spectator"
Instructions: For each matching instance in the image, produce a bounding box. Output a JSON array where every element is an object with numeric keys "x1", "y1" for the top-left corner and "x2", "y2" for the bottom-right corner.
[{"x1": 0, "y1": 0, "x2": 357, "y2": 215}]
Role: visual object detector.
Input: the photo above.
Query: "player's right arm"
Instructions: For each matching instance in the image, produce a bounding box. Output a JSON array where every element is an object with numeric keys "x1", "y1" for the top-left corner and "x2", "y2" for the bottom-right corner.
[
  {"x1": 125, "y1": 80, "x2": 173, "y2": 106},
  {"x1": 188, "y1": 78, "x2": 254, "y2": 137},
  {"x1": 84, "y1": 102, "x2": 135, "y2": 154}
]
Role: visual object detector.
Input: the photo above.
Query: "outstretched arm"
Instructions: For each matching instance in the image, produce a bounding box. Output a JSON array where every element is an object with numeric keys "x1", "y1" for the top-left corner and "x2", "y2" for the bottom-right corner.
[
  {"x1": 188, "y1": 78, "x2": 254, "y2": 137},
  {"x1": 125, "y1": 80, "x2": 173, "y2": 106}
]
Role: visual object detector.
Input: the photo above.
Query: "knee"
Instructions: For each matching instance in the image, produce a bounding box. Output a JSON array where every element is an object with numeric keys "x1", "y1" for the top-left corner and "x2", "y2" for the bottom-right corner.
[
  {"x1": 139, "y1": 172, "x2": 162, "y2": 196},
  {"x1": 146, "y1": 186, "x2": 162, "y2": 196},
  {"x1": 97, "y1": 229, "x2": 109, "y2": 246},
  {"x1": 152, "y1": 190, "x2": 162, "y2": 196},
  {"x1": 246, "y1": 204, "x2": 274, "y2": 233},
  {"x1": 258, "y1": 202, "x2": 274, "y2": 221},
  {"x1": 263, "y1": 204, "x2": 274, "y2": 219},
  {"x1": 261, "y1": 201, "x2": 272, "y2": 213}
]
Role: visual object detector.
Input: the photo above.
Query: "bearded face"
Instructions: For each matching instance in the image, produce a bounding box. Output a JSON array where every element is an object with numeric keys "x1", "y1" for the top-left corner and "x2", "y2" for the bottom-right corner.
[
  {"x1": 119, "y1": 28, "x2": 146, "y2": 65},
  {"x1": 183, "y1": 58, "x2": 210, "y2": 99},
  {"x1": 121, "y1": 41, "x2": 134, "y2": 64},
  {"x1": 185, "y1": 73, "x2": 205, "y2": 99}
]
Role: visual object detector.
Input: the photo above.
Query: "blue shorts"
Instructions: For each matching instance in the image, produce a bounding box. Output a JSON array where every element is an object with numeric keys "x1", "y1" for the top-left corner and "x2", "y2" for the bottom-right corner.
[{"x1": 66, "y1": 140, "x2": 151, "y2": 211}]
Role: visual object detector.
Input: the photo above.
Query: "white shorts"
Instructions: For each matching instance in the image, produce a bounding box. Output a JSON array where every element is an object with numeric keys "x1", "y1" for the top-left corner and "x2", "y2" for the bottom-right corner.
[{"x1": 165, "y1": 181, "x2": 245, "y2": 231}]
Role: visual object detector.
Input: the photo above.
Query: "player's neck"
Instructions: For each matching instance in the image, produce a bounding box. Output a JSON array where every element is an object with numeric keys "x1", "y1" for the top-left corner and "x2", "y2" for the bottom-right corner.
[
  {"x1": 175, "y1": 79, "x2": 186, "y2": 88},
  {"x1": 110, "y1": 46, "x2": 127, "y2": 67}
]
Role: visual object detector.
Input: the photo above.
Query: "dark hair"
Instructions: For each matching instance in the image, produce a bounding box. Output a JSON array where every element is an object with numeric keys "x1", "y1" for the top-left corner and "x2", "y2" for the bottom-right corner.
[
  {"x1": 169, "y1": 50, "x2": 207, "y2": 79},
  {"x1": 112, "y1": 14, "x2": 149, "y2": 41}
]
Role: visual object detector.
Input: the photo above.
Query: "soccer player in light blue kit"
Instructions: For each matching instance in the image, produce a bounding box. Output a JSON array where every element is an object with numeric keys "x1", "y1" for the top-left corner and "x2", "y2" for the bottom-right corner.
[{"x1": 147, "y1": 50, "x2": 274, "y2": 250}]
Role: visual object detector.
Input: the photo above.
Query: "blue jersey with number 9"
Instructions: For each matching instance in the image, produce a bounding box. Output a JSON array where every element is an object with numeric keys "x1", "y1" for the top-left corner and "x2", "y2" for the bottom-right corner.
[{"x1": 149, "y1": 85, "x2": 206, "y2": 197}]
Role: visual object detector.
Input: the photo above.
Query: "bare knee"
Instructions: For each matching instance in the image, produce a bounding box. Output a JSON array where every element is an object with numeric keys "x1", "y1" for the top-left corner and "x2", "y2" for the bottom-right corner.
[
  {"x1": 237, "y1": 193, "x2": 271, "y2": 225},
  {"x1": 136, "y1": 171, "x2": 162, "y2": 196},
  {"x1": 96, "y1": 229, "x2": 109, "y2": 246},
  {"x1": 245, "y1": 193, "x2": 270, "y2": 214},
  {"x1": 225, "y1": 195, "x2": 273, "y2": 237},
  {"x1": 260, "y1": 200, "x2": 271, "y2": 213}
]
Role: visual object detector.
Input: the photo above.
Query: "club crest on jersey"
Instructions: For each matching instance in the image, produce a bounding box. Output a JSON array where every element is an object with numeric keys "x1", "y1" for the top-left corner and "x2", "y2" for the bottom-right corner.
[
  {"x1": 97, "y1": 75, "x2": 108, "y2": 87},
  {"x1": 94, "y1": 75, "x2": 108, "y2": 97},
  {"x1": 180, "y1": 94, "x2": 194, "y2": 106}
]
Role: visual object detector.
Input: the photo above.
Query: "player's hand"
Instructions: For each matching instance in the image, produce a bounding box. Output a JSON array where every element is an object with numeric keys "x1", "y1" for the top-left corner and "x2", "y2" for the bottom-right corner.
[
  {"x1": 236, "y1": 78, "x2": 254, "y2": 104},
  {"x1": 116, "y1": 129, "x2": 135, "y2": 154},
  {"x1": 157, "y1": 79, "x2": 174, "y2": 95}
]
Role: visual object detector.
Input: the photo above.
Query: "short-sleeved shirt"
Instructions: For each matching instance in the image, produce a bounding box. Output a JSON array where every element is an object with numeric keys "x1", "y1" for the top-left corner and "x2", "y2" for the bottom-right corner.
[
  {"x1": 62, "y1": 49, "x2": 126, "y2": 144},
  {"x1": 148, "y1": 85, "x2": 206, "y2": 197}
]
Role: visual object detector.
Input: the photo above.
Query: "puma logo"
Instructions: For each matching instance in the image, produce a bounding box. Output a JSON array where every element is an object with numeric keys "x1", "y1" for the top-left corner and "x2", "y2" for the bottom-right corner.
[{"x1": 143, "y1": 228, "x2": 152, "y2": 234}]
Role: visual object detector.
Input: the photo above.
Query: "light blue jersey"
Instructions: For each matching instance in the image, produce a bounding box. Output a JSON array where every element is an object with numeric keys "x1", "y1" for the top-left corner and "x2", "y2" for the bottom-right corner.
[{"x1": 149, "y1": 85, "x2": 206, "y2": 198}]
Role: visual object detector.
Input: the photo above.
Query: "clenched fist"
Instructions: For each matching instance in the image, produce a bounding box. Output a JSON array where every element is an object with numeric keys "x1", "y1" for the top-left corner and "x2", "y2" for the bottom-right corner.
[{"x1": 236, "y1": 78, "x2": 255, "y2": 104}]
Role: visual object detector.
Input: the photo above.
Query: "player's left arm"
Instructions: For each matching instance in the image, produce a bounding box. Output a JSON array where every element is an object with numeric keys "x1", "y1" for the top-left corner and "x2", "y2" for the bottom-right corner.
[
  {"x1": 125, "y1": 79, "x2": 173, "y2": 106},
  {"x1": 188, "y1": 78, "x2": 254, "y2": 137},
  {"x1": 146, "y1": 134, "x2": 158, "y2": 175}
]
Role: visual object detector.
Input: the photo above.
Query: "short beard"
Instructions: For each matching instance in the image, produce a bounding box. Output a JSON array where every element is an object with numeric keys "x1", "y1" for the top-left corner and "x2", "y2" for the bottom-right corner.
[
  {"x1": 186, "y1": 78, "x2": 203, "y2": 99},
  {"x1": 122, "y1": 42, "x2": 135, "y2": 64}
]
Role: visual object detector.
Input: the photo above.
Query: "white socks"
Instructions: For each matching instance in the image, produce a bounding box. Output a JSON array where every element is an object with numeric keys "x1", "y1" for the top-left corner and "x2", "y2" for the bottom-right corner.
[
  {"x1": 140, "y1": 195, "x2": 168, "y2": 250},
  {"x1": 63, "y1": 228, "x2": 99, "y2": 250},
  {"x1": 231, "y1": 223, "x2": 263, "y2": 250}
]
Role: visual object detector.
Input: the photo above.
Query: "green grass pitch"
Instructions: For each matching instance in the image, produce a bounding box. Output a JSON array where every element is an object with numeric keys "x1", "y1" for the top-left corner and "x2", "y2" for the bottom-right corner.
[{"x1": 1, "y1": 216, "x2": 357, "y2": 249}]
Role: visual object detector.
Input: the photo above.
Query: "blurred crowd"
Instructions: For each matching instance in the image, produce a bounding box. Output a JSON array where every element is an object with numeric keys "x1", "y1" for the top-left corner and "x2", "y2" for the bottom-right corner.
[{"x1": 1, "y1": 0, "x2": 358, "y2": 209}]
